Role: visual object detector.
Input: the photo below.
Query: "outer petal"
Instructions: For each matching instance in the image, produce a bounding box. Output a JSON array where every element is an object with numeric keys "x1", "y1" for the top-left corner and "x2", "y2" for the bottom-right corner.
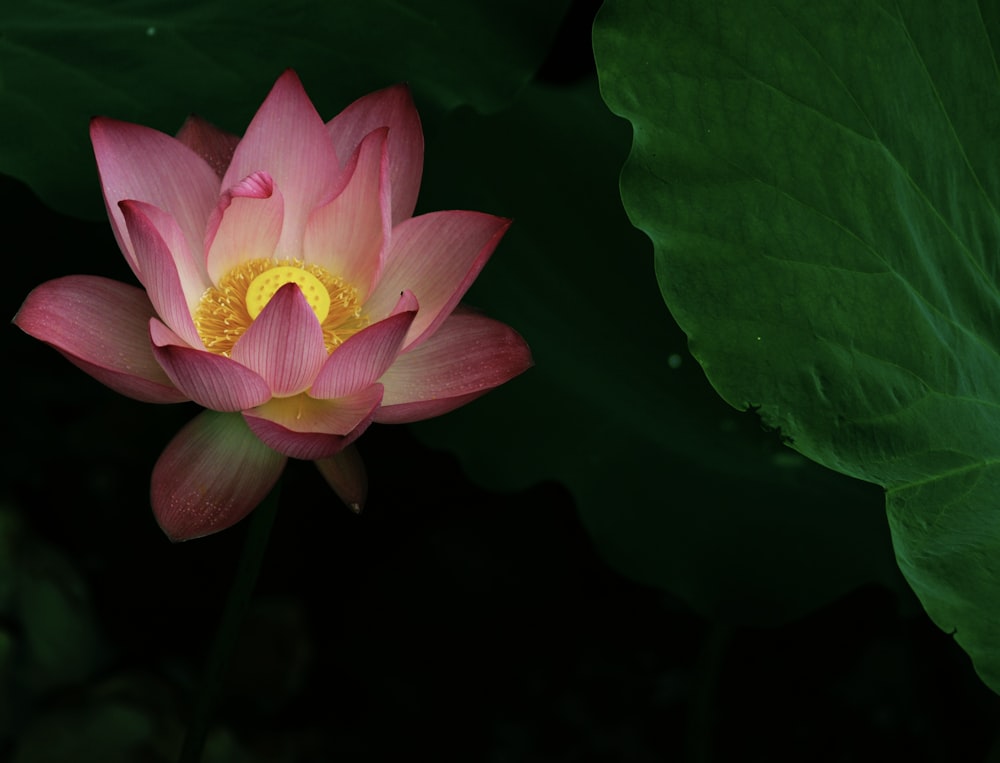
[
  {"x1": 310, "y1": 291, "x2": 417, "y2": 399},
  {"x1": 326, "y1": 83, "x2": 424, "y2": 225},
  {"x1": 303, "y1": 127, "x2": 390, "y2": 300},
  {"x1": 230, "y1": 284, "x2": 327, "y2": 397},
  {"x1": 222, "y1": 70, "x2": 338, "y2": 259},
  {"x1": 14, "y1": 275, "x2": 186, "y2": 403},
  {"x1": 374, "y1": 308, "x2": 532, "y2": 424},
  {"x1": 205, "y1": 171, "x2": 284, "y2": 283},
  {"x1": 243, "y1": 385, "x2": 383, "y2": 460},
  {"x1": 363, "y1": 211, "x2": 510, "y2": 349},
  {"x1": 152, "y1": 410, "x2": 287, "y2": 541},
  {"x1": 175, "y1": 115, "x2": 240, "y2": 179},
  {"x1": 120, "y1": 200, "x2": 207, "y2": 348},
  {"x1": 315, "y1": 445, "x2": 367, "y2": 513},
  {"x1": 91, "y1": 117, "x2": 219, "y2": 281},
  {"x1": 150, "y1": 320, "x2": 272, "y2": 411}
]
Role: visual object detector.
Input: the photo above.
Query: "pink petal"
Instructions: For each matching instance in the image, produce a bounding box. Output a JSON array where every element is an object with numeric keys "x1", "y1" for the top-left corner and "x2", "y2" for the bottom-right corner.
[
  {"x1": 363, "y1": 211, "x2": 510, "y2": 349},
  {"x1": 120, "y1": 200, "x2": 207, "y2": 348},
  {"x1": 303, "y1": 127, "x2": 390, "y2": 300},
  {"x1": 243, "y1": 386, "x2": 383, "y2": 460},
  {"x1": 222, "y1": 70, "x2": 339, "y2": 259},
  {"x1": 376, "y1": 390, "x2": 489, "y2": 424},
  {"x1": 374, "y1": 308, "x2": 532, "y2": 424},
  {"x1": 150, "y1": 319, "x2": 272, "y2": 411},
  {"x1": 152, "y1": 410, "x2": 287, "y2": 541},
  {"x1": 175, "y1": 115, "x2": 241, "y2": 179},
  {"x1": 310, "y1": 291, "x2": 416, "y2": 399},
  {"x1": 205, "y1": 171, "x2": 284, "y2": 284},
  {"x1": 327, "y1": 83, "x2": 424, "y2": 225},
  {"x1": 91, "y1": 117, "x2": 220, "y2": 281},
  {"x1": 230, "y1": 284, "x2": 327, "y2": 397},
  {"x1": 315, "y1": 444, "x2": 367, "y2": 513},
  {"x1": 14, "y1": 275, "x2": 186, "y2": 403}
]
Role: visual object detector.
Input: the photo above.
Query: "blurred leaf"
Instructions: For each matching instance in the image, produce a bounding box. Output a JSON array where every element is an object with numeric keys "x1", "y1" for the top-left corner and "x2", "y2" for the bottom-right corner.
[
  {"x1": 11, "y1": 671, "x2": 249, "y2": 763},
  {"x1": 594, "y1": 0, "x2": 1000, "y2": 690},
  {"x1": 410, "y1": 77, "x2": 907, "y2": 624},
  {"x1": 13, "y1": 703, "x2": 153, "y2": 763},
  {"x1": 0, "y1": 629, "x2": 14, "y2": 738},
  {"x1": 0, "y1": 0, "x2": 569, "y2": 219},
  {"x1": 18, "y1": 573, "x2": 100, "y2": 691},
  {"x1": 0, "y1": 505, "x2": 101, "y2": 694}
]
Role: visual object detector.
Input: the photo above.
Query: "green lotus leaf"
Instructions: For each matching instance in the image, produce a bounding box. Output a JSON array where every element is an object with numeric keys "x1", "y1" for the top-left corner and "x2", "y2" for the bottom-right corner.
[{"x1": 595, "y1": 0, "x2": 1000, "y2": 691}]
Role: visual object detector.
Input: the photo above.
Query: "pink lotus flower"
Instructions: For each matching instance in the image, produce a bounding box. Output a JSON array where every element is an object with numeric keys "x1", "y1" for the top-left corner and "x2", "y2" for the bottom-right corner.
[{"x1": 15, "y1": 71, "x2": 532, "y2": 541}]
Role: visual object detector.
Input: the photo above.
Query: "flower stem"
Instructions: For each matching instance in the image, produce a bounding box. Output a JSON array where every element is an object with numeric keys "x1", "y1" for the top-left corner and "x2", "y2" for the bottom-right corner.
[{"x1": 178, "y1": 482, "x2": 281, "y2": 763}]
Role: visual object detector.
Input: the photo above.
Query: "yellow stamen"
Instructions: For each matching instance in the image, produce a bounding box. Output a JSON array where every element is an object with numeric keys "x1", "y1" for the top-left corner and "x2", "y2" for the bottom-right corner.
[{"x1": 193, "y1": 258, "x2": 367, "y2": 357}]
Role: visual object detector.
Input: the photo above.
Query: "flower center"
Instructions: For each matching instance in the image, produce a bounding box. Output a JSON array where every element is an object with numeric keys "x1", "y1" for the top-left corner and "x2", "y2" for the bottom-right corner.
[
  {"x1": 246, "y1": 265, "x2": 331, "y2": 322},
  {"x1": 193, "y1": 258, "x2": 368, "y2": 357}
]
